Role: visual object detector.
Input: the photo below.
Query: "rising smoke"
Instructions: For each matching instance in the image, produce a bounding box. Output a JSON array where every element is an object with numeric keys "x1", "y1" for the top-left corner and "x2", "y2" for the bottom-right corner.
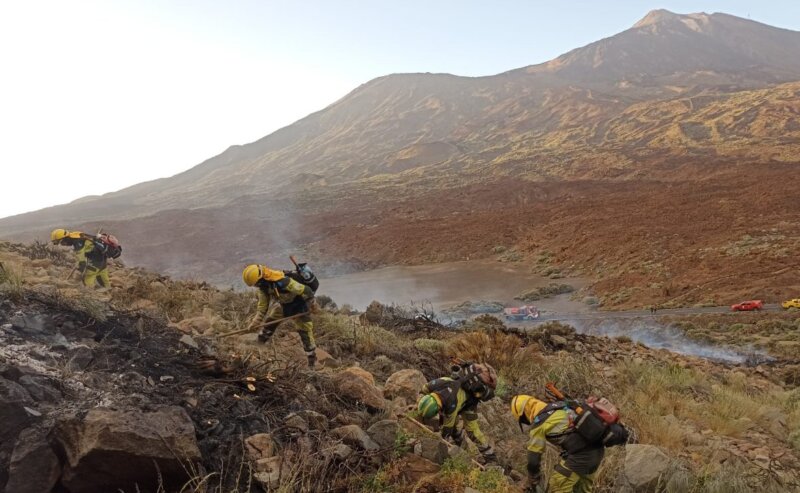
[{"x1": 560, "y1": 318, "x2": 771, "y2": 364}]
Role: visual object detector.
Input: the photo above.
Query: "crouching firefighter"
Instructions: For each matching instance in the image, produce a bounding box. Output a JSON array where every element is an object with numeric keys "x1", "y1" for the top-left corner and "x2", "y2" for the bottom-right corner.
[
  {"x1": 416, "y1": 361, "x2": 499, "y2": 463},
  {"x1": 510, "y1": 384, "x2": 630, "y2": 493},
  {"x1": 242, "y1": 262, "x2": 319, "y2": 368},
  {"x1": 51, "y1": 229, "x2": 122, "y2": 289}
]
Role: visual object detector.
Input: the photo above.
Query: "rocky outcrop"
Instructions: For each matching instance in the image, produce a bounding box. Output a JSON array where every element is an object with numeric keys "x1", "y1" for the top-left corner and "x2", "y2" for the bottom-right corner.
[
  {"x1": 333, "y1": 366, "x2": 386, "y2": 411},
  {"x1": 384, "y1": 369, "x2": 426, "y2": 401},
  {"x1": 53, "y1": 406, "x2": 201, "y2": 493}
]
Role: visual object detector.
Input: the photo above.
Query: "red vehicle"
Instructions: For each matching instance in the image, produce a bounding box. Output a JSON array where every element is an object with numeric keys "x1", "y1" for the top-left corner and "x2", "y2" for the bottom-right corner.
[
  {"x1": 504, "y1": 305, "x2": 540, "y2": 321},
  {"x1": 731, "y1": 300, "x2": 763, "y2": 312}
]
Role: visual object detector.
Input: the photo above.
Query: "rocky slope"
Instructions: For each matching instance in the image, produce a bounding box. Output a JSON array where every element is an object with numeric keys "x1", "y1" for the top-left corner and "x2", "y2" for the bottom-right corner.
[
  {"x1": 1, "y1": 10, "x2": 799, "y2": 304},
  {"x1": 2, "y1": 241, "x2": 800, "y2": 492}
]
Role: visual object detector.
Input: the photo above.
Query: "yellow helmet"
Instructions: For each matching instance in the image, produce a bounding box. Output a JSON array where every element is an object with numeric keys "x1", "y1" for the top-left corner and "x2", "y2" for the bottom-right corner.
[
  {"x1": 50, "y1": 228, "x2": 69, "y2": 243},
  {"x1": 511, "y1": 394, "x2": 547, "y2": 425},
  {"x1": 242, "y1": 264, "x2": 285, "y2": 286}
]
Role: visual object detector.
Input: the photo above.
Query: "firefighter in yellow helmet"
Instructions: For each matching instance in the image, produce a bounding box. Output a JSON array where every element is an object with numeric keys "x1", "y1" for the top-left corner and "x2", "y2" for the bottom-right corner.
[
  {"x1": 416, "y1": 362, "x2": 499, "y2": 463},
  {"x1": 242, "y1": 264, "x2": 318, "y2": 368},
  {"x1": 51, "y1": 229, "x2": 122, "y2": 289},
  {"x1": 510, "y1": 394, "x2": 629, "y2": 493}
]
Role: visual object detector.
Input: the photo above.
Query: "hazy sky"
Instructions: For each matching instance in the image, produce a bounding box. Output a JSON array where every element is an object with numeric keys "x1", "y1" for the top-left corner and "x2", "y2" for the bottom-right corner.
[{"x1": 1, "y1": 1, "x2": 798, "y2": 219}]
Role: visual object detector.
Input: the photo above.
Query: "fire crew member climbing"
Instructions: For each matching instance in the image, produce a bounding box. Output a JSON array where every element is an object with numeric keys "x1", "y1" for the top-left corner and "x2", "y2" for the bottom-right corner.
[
  {"x1": 510, "y1": 390, "x2": 630, "y2": 493},
  {"x1": 50, "y1": 229, "x2": 122, "y2": 289},
  {"x1": 416, "y1": 362, "x2": 499, "y2": 463},
  {"x1": 242, "y1": 264, "x2": 318, "y2": 368}
]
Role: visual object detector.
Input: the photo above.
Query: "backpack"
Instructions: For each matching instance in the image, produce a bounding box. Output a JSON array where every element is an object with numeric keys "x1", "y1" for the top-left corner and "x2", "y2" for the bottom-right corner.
[
  {"x1": 450, "y1": 361, "x2": 498, "y2": 401},
  {"x1": 283, "y1": 262, "x2": 318, "y2": 293},
  {"x1": 532, "y1": 397, "x2": 627, "y2": 447},
  {"x1": 98, "y1": 234, "x2": 122, "y2": 259}
]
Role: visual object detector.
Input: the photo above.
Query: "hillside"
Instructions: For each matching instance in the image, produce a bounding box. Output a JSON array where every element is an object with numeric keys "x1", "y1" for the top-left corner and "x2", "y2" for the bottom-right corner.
[
  {"x1": 2, "y1": 241, "x2": 800, "y2": 492},
  {"x1": 1, "y1": 10, "x2": 799, "y2": 304}
]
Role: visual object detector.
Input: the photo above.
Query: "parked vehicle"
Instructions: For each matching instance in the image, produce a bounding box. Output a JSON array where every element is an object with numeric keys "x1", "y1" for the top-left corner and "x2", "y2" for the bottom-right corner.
[
  {"x1": 782, "y1": 299, "x2": 800, "y2": 309},
  {"x1": 504, "y1": 305, "x2": 540, "y2": 321},
  {"x1": 731, "y1": 300, "x2": 763, "y2": 311}
]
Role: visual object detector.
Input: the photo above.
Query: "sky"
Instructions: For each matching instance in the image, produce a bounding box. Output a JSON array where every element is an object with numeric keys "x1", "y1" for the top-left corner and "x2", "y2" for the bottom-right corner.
[{"x1": 1, "y1": 0, "x2": 798, "y2": 219}]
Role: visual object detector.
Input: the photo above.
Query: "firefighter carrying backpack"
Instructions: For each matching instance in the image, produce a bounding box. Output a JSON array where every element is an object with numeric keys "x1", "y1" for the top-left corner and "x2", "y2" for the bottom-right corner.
[{"x1": 532, "y1": 396, "x2": 628, "y2": 447}]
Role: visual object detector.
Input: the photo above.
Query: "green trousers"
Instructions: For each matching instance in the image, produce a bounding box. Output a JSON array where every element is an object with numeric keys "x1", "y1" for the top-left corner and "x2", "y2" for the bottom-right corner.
[
  {"x1": 261, "y1": 303, "x2": 316, "y2": 353},
  {"x1": 548, "y1": 462, "x2": 595, "y2": 493},
  {"x1": 83, "y1": 266, "x2": 110, "y2": 288}
]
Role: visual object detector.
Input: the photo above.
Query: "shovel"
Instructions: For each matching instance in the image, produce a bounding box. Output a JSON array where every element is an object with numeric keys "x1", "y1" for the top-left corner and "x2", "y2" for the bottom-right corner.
[{"x1": 217, "y1": 312, "x2": 310, "y2": 339}]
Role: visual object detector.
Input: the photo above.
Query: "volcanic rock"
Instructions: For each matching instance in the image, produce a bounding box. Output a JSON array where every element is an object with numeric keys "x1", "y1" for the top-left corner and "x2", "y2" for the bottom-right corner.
[
  {"x1": 333, "y1": 366, "x2": 386, "y2": 411},
  {"x1": 331, "y1": 425, "x2": 380, "y2": 451},
  {"x1": 384, "y1": 368, "x2": 426, "y2": 401},
  {"x1": 53, "y1": 406, "x2": 201, "y2": 493},
  {"x1": 618, "y1": 444, "x2": 671, "y2": 492},
  {"x1": 367, "y1": 419, "x2": 401, "y2": 449},
  {"x1": 5, "y1": 427, "x2": 61, "y2": 493}
]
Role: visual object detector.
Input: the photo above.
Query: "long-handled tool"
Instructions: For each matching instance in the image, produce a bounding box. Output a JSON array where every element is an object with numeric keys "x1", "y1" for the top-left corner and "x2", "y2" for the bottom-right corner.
[
  {"x1": 217, "y1": 312, "x2": 310, "y2": 339},
  {"x1": 401, "y1": 415, "x2": 486, "y2": 470}
]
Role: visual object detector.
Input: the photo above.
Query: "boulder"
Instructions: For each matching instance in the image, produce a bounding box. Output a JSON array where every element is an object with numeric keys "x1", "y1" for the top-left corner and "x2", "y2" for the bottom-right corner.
[
  {"x1": 761, "y1": 407, "x2": 787, "y2": 437},
  {"x1": 367, "y1": 419, "x2": 401, "y2": 449},
  {"x1": 67, "y1": 345, "x2": 94, "y2": 371},
  {"x1": 384, "y1": 369, "x2": 426, "y2": 401},
  {"x1": 331, "y1": 425, "x2": 380, "y2": 451},
  {"x1": 53, "y1": 406, "x2": 201, "y2": 493},
  {"x1": 176, "y1": 317, "x2": 212, "y2": 335},
  {"x1": 315, "y1": 348, "x2": 341, "y2": 368},
  {"x1": 284, "y1": 413, "x2": 310, "y2": 433},
  {"x1": 0, "y1": 378, "x2": 33, "y2": 488},
  {"x1": 619, "y1": 444, "x2": 671, "y2": 492},
  {"x1": 19, "y1": 374, "x2": 62, "y2": 403},
  {"x1": 296, "y1": 409, "x2": 329, "y2": 431},
  {"x1": 10, "y1": 312, "x2": 52, "y2": 335},
  {"x1": 414, "y1": 436, "x2": 455, "y2": 464},
  {"x1": 5, "y1": 427, "x2": 61, "y2": 493},
  {"x1": 333, "y1": 367, "x2": 386, "y2": 411},
  {"x1": 253, "y1": 456, "x2": 290, "y2": 489},
  {"x1": 324, "y1": 443, "x2": 354, "y2": 461},
  {"x1": 245, "y1": 433, "x2": 275, "y2": 462},
  {"x1": 397, "y1": 454, "x2": 440, "y2": 484}
]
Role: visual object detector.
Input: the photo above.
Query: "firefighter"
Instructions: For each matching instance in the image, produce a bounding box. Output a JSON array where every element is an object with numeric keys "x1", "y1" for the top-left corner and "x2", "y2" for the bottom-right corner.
[
  {"x1": 51, "y1": 229, "x2": 121, "y2": 289},
  {"x1": 416, "y1": 362, "x2": 499, "y2": 463},
  {"x1": 510, "y1": 394, "x2": 629, "y2": 493},
  {"x1": 242, "y1": 264, "x2": 318, "y2": 368}
]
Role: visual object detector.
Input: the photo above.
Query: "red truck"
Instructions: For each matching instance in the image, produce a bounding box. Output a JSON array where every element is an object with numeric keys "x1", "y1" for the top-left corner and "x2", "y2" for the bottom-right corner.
[
  {"x1": 504, "y1": 305, "x2": 540, "y2": 321},
  {"x1": 731, "y1": 300, "x2": 763, "y2": 312}
]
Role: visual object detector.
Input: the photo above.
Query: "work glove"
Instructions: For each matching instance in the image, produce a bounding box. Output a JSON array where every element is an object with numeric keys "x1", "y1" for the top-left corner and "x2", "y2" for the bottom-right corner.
[
  {"x1": 308, "y1": 297, "x2": 321, "y2": 314},
  {"x1": 77, "y1": 261, "x2": 86, "y2": 272}
]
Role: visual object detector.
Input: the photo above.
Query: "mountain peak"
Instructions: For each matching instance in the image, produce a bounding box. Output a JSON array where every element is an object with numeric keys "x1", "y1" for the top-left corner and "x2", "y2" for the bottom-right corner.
[
  {"x1": 633, "y1": 9, "x2": 682, "y2": 28},
  {"x1": 633, "y1": 9, "x2": 713, "y2": 29}
]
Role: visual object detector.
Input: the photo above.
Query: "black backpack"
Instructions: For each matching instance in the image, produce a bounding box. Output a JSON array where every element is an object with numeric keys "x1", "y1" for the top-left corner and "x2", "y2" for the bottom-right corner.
[
  {"x1": 283, "y1": 263, "x2": 319, "y2": 293},
  {"x1": 532, "y1": 400, "x2": 628, "y2": 447}
]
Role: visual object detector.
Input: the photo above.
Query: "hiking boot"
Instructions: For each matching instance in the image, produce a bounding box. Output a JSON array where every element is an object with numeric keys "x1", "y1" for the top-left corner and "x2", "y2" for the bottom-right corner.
[
  {"x1": 306, "y1": 350, "x2": 317, "y2": 369},
  {"x1": 257, "y1": 331, "x2": 272, "y2": 344}
]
